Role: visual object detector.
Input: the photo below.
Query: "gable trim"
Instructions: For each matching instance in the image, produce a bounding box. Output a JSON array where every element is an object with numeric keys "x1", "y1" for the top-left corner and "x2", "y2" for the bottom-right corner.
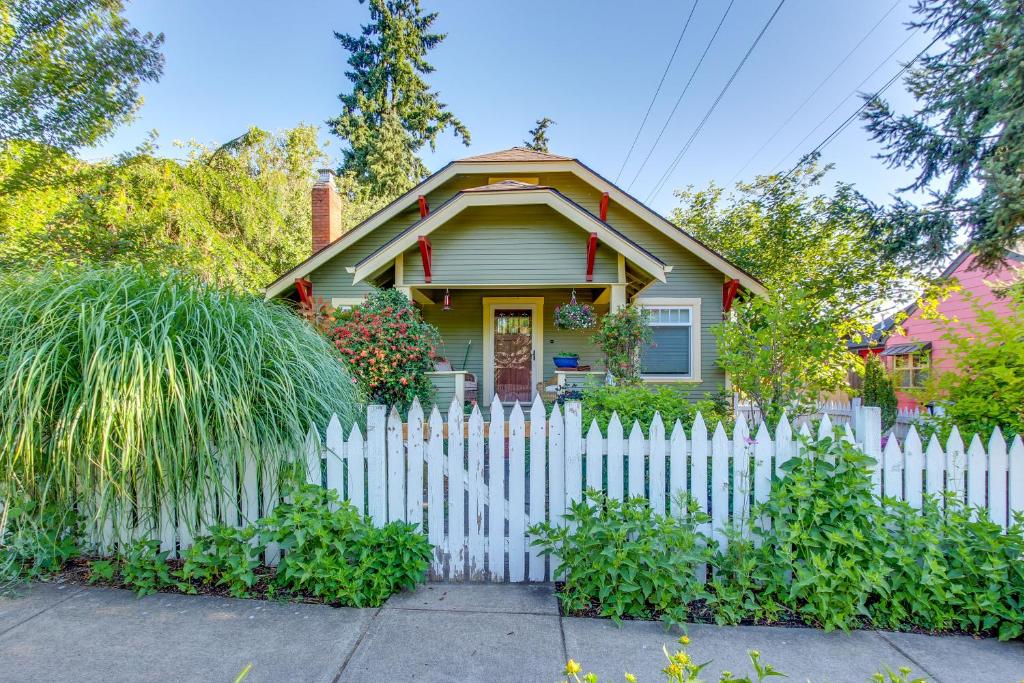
[{"x1": 351, "y1": 188, "x2": 668, "y2": 286}]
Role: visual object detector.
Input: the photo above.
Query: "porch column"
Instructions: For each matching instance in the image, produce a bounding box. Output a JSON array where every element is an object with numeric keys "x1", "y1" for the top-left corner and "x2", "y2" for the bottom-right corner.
[{"x1": 610, "y1": 284, "x2": 627, "y2": 311}]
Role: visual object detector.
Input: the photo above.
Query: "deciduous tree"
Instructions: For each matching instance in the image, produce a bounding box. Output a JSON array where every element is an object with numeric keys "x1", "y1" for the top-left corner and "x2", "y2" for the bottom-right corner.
[{"x1": 0, "y1": 0, "x2": 164, "y2": 149}]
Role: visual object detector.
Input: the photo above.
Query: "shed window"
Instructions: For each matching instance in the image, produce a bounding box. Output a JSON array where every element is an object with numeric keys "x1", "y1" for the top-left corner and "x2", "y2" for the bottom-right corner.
[{"x1": 640, "y1": 306, "x2": 692, "y2": 377}]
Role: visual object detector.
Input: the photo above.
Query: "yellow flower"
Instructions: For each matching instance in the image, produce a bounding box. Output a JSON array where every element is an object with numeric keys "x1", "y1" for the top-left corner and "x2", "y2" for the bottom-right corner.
[
  {"x1": 565, "y1": 660, "x2": 581, "y2": 675},
  {"x1": 678, "y1": 635, "x2": 690, "y2": 645},
  {"x1": 625, "y1": 674, "x2": 637, "y2": 683},
  {"x1": 665, "y1": 663, "x2": 682, "y2": 676},
  {"x1": 672, "y1": 651, "x2": 690, "y2": 666}
]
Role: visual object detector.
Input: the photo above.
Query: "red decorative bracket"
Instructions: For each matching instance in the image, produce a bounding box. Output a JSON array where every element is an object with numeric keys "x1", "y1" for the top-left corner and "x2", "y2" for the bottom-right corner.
[
  {"x1": 295, "y1": 278, "x2": 313, "y2": 307},
  {"x1": 723, "y1": 279, "x2": 740, "y2": 312},
  {"x1": 418, "y1": 236, "x2": 433, "y2": 283},
  {"x1": 586, "y1": 233, "x2": 598, "y2": 282},
  {"x1": 599, "y1": 192, "x2": 609, "y2": 222},
  {"x1": 418, "y1": 195, "x2": 429, "y2": 218}
]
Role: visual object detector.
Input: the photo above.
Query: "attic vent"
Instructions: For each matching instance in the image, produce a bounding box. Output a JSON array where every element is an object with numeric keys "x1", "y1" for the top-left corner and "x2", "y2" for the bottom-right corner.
[{"x1": 487, "y1": 176, "x2": 539, "y2": 185}]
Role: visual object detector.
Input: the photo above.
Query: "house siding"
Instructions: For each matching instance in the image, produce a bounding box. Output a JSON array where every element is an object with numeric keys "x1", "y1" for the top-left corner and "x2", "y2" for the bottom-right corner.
[
  {"x1": 305, "y1": 168, "x2": 730, "y2": 400},
  {"x1": 401, "y1": 205, "x2": 619, "y2": 285}
]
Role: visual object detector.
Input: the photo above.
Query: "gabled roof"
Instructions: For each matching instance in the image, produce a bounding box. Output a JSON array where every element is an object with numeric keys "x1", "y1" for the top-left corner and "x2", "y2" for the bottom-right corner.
[
  {"x1": 264, "y1": 150, "x2": 768, "y2": 299},
  {"x1": 350, "y1": 186, "x2": 668, "y2": 285},
  {"x1": 458, "y1": 147, "x2": 571, "y2": 162}
]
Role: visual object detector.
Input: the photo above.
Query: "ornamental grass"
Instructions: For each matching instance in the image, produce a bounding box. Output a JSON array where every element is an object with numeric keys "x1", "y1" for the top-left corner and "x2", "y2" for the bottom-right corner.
[{"x1": 0, "y1": 266, "x2": 360, "y2": 529}]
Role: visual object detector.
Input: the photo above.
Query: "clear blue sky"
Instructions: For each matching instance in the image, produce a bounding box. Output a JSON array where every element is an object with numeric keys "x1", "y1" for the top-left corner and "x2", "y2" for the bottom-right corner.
[{"x1": 89, "y1": 0, "x2": 934, "y2": 216}]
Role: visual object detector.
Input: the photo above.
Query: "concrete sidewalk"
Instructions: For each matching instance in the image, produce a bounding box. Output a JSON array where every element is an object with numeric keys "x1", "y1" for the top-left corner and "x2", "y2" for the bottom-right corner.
[{"x1": 1, "y1": 582, "x2": 1022, "y2": 682}]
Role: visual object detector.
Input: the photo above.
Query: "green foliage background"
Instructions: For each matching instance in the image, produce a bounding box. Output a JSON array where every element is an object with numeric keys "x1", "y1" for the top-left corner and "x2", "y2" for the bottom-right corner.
[{"x1": 0, "y1": 126, "x2": 338, "y2": 290}]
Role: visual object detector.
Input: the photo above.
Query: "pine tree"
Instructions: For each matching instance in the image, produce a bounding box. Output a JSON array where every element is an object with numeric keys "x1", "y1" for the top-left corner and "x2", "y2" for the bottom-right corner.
[
  {"x1": 328, "y1": 0, "x2": 470, "y2": 200},
  {"x1": 862, "y1": 354, "x2": 898, "y2": 433},
  {"x1": 524, "y1": 117, "x2": 555, "y2": 153},
  {"x1": 860, "y1": 0, "x2": 1023, "y2": 270}
]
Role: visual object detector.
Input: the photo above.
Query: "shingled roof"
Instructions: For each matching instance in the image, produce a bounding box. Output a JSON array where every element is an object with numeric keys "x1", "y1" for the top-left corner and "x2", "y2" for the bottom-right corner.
[{"x1": 458, "y1": 146, "x2": 571, "y2": 162}]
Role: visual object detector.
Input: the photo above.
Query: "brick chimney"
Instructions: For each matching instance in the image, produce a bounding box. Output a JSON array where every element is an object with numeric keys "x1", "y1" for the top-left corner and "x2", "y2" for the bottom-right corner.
[{"x1": 311, "y1": 168, "x2": 342, "y2": 254}]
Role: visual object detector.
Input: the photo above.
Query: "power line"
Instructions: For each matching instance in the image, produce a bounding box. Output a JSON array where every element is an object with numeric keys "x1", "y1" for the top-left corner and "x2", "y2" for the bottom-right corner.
[
  {"x1": 625, "y1": 0, "x2": 736, "y2": 191},
  {"x1": 770, "y1": 27, "x2": 922, "y2": 173},
  {"x1": 727, "y1": 0, "x2": 901, "y2": 185},
  {"x1": 615, "y1": 0, "x2": 701, "y2": 183},
  {"x1": 779, "y1": 29, "x2": 944, "y2": 180},
  {"x1": 645, "y1": 0, "x2": 788, "y2": 203}
]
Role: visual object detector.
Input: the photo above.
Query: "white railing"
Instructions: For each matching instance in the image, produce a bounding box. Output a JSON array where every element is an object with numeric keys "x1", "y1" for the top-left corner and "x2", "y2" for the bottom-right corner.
[{"x1": 87, "y1": 396, "x2": 1024, "y2": 583}]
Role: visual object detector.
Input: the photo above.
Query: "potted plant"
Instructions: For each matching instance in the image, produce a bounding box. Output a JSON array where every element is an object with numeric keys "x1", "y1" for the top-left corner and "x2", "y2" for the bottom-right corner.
[
  {"x1": 554, "y1": 291, "x2": 597, "y2": 330},
  {"x1": 553, "y1": 352, "x2": 580, "y2": 369}
]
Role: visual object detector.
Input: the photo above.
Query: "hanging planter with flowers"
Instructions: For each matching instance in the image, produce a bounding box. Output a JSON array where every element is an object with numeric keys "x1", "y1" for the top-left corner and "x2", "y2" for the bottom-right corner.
[{"x1": 554, "y1": 290, "x2": 597, "y2": 330}]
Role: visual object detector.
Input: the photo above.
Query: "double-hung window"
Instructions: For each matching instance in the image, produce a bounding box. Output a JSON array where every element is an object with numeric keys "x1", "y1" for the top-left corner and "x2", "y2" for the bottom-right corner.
[{"x1": 640, "y1": 305, "x2": 695, "y2": 379}]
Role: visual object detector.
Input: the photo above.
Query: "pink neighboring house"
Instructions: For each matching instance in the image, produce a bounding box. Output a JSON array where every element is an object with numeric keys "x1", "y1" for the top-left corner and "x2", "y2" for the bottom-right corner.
[{"x1": 883, "y1": 249, "x2": 1022, "y2": 409}]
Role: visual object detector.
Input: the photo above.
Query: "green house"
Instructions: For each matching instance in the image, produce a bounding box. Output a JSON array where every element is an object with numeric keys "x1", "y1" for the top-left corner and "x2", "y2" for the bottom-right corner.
[{"x1": 266, "y1": 147, "x2": 765, "y2": 408}]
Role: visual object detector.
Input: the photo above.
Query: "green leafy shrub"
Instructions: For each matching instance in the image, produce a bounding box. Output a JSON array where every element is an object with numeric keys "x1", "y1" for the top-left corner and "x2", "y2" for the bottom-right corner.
[
  {"x1": 708, "y1": 432, "x2": 1024, "y2": 639},
  {"x1": 329, "y1": 288, "x2": 440, "y2": 408},
  {"x1": 861, "y1": 354, "x2": 898, "y2": 432},
  {"x1": 0, "y1": 495, "x2": 79, "y2": 587},
  {"x1": 581, "y1": 385, "x2": 732, "y2": 436},
  {"x1": 929, "y1": 287, "x2": 1024, "y2": 441},
  {"x1": 118, "y1": 540, "x2": 184, "y2": 597},
  {"x1": 0, "y1": 266, "x2": 361, "y2": 533},
  {"x1": 531, "y1": 491, "x2": 714, "y2": 627},
  {"x1": 179, "y1": 524, "x2": 262, "y2": 599},
  {"x1": 257, "y1": 484, "x2": 431, "y2": 607}
]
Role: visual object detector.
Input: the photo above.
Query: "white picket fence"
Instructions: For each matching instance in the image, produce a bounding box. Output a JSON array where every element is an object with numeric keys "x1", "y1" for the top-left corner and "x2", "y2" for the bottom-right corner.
[
  {"x1": 736, "y1": 398, "x2": 932, "y2": 441},
  {"x1": 87, "y1": 395, "x2": 1024, "y2": 583}
]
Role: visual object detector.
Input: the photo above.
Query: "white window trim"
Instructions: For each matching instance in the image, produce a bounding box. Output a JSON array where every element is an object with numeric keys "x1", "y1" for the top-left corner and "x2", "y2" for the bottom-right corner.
[{"x1": 635, "y1": 297, "x2": 702, "y2": 383}]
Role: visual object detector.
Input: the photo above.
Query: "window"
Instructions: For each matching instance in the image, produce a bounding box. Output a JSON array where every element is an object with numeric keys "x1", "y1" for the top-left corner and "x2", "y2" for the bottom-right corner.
[
  {"x1": 893, "y1": 351, "x2": 930, "y2": 389},
  {"x1": 640, "y1": 306, "x2": 693, "y2": 378}
]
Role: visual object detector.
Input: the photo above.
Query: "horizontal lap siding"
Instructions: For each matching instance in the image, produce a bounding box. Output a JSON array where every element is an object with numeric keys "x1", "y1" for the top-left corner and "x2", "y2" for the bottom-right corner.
[
  {"x1": 533, "y1": 174, "x2": 727, "y2": 397},
  {"x1": 309, "y1": 176, "x2": 483, "y2": 300},
  {"x1": 403, "y1": 205, "x2": 618, "y2": 285}
]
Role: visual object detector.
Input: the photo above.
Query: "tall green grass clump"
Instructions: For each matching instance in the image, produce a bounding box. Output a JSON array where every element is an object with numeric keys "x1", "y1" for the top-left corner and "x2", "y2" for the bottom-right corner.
[{"x1": 0, "y1": 266, "x2": 360, "y2": 533}]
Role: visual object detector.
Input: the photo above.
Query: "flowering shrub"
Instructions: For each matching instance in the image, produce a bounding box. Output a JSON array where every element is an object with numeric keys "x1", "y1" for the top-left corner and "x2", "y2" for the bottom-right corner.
[
  {"x1": 329, "y1": 289, "x2": 440, "y2": 408},
  {"x1": 554, "y1": 297, "x2": 597, "y2": 330},
  {"x1": 592, "y1": 304, "x2": 651, "y2": 384}
]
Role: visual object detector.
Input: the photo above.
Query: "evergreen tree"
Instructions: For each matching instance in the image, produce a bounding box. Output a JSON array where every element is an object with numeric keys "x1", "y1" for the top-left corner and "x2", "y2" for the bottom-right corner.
[
  {"x1": 860, "y1": 0, "x2": 1024, "y2": 270},
  {"x1": 524, "y1": 117, "x2": 555, "y2": 152},
  {"x1": 328, "y1": 0, "x2": 470, "y2": 200},
  {"x1": 862, "y1": 354, "x2": 898, "y2": 433}
]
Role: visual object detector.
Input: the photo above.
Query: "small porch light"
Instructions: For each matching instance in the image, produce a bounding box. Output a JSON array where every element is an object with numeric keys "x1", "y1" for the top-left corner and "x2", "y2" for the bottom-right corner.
[{"x1": 443, "y1": 289, "x2": 452, "y2": 311}]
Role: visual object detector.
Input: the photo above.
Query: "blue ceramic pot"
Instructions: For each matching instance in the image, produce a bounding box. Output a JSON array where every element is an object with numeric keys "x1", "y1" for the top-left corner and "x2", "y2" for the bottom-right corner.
[{"x1": 553, "y1": 356, "x2": 579, "y2": 369}]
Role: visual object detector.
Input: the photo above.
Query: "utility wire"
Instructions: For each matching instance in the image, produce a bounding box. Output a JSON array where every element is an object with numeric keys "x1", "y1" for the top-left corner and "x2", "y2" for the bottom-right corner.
[
  {"x1": 728, "y1": 0, "x2": 901, "y2": 184},
  {"x1": 770, "y1": 27, "x2": 922, "y2": 173},
  {"x1": 779, "y1": 28, "x2": 944, "y2": 180},
  {"x1": 615, "y1": 0, "x2": 701, "y2": 183},
  {"x1": 645, "y1": 0, "x2": 788, "y2": 203},
  {"x1": 625, "y1": 0, "x2": 736, "y2": 191}
]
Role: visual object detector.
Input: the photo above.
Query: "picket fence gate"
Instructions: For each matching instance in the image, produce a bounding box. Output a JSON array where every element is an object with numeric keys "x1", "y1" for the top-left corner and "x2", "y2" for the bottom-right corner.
[{"x1": 88, "y1": 395, "x2": 1024, "y2": 583}]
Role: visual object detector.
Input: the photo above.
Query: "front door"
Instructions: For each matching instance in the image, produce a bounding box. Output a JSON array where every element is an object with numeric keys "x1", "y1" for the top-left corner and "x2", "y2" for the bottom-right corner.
[{"x1": 493, "y1": 310, "x2": 534, "y2": 403}]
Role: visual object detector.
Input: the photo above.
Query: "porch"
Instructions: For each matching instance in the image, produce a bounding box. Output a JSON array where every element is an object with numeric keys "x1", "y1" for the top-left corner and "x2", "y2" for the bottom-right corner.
[{"x1": 415, "y1": 286, "x2": 613, "y2": 410}]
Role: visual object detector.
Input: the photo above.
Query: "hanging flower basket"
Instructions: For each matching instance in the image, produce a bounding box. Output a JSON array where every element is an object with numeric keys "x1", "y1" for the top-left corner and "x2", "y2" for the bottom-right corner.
[{"x1": 554, "y1": 291, "x2": 597, "y2": 330}]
